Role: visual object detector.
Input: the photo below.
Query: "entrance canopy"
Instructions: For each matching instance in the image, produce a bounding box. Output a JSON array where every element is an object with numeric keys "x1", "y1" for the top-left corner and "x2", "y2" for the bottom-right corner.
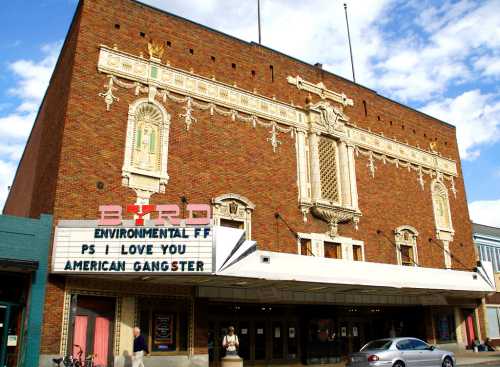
[
  {"x1": 206, "y1": 228, "x2": 496, "y2": 305},
  {"x1": 217, "y1": 249, "x2": 495, "y2": 294}
]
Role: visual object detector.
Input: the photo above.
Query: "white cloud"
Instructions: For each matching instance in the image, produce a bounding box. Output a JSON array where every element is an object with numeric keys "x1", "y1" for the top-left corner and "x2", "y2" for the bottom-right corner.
[
  {"x1": 421, "y1": 90, "x2": 500, "y2": 160},
  {"x1": 469, "y1": 199, "x2": 500, "y2": 227},
  {"x1": 373, "y1": 0, "x2": 500, "y2": 102},
  {"x1": 0, "y1": 42, "x2": 60, "y2": 208},
  {"x1": 0, "y1": 112, "x2": 36, "y2": 141},
  {"x1": 143, "y1": 0, "x2": 391, "y2": 85},
  {"x1": 7, "y1": 41, "x2": 61, "y2": 110},
  {"x1": 474, "y1": 55, "x2": 500, "y2": 78}
]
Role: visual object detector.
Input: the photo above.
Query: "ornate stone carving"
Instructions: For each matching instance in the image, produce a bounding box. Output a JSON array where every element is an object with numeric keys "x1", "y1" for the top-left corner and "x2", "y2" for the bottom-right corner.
[
  {"x1": 310, "y1": 101, "x2": 348, "y2": 135},
  {"x1": 311, "y1": 203, "x2": 361, "y2": 237},
  {"x1": 267, "y1": 123, "x2": 282, "y2": 153},
  {"x1": 99, "y1": 75, "x2": 119, "y2": 111},
  {"x1": 147, "y1": 39, "x2": 165, "y2": 61},
  {"x1": 287, "y1": 75, "x2": 354, "y2": 107}
]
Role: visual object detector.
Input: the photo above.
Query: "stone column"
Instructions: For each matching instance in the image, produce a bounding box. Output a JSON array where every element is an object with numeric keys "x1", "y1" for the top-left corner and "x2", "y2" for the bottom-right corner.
[
  {"x1": 296, "y1": 130, "x2": 310, "y2": 204},
  {"x1": 309, "y1": 132, "x2": 321, "y2": 202},
  {"x1": 443, "y1": 240, "x2": 452, "y2": 269},
  {"x1": 347, "y1": 144, "x2": 359, "y2": 210},
  {"x1": 454, "y1": 307, "x2": 465, "y2": 347},
  {"x1": 117, "y1": 296, "x2": 136, "y2": 367},
  {"x1": 338, "y1": 140, "x2": 352, "y2": 207}
]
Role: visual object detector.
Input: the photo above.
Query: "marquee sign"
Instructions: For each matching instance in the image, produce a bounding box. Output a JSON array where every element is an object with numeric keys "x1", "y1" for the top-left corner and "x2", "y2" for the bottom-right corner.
[{"x1": 52, "y1": 203, "x2": 215, "y2": 274}]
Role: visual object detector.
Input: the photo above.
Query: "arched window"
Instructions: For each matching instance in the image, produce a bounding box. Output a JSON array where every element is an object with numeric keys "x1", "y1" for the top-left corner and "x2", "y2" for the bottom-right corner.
[
  {"x1": 431, "y1": 180, "x2": 453, "y2": 231},
  {"x1": 431, "y1": 180, "x2": 454, "y2": 268},
  {"x1": 212, "y1": 194, "x2": 255, "y2": 240},
  {"x1": 394, "y1": 225, "x2": 419, "y2": 266},
  {"x1": 122, "y1": 99, "x2": 171, "y2": 200},
  {"x1": 132, "y1": 103, "x2": 162, "y2": 172}
]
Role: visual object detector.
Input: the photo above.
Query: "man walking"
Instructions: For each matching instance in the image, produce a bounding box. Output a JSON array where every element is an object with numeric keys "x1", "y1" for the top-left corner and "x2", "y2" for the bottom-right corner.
[{"x1": 133, "y1": 326, "x2": 149, "y2": 367}]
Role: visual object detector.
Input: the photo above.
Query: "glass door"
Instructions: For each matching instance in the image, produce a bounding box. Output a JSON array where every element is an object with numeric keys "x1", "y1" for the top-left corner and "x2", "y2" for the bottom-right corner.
[
  {"x1": 272, "y1": 321, "x2": 284, "y2": 360},
  {"x1": 254, "y1": 321, "x2": 266, "y2": 361},
  {"x1": 0, "y1": 305, "x2": 7, "y2": 367}
]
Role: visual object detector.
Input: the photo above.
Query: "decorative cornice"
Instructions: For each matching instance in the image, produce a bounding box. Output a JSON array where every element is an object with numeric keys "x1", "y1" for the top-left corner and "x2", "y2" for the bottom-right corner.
[
  {"x1": 348, "y1": 127, "x2": 457, "y2": 177},
  {"x1": 287, "y1": 75, "x2": 354, "y2": 107},
  {"x1": 97, "y1": 45, "x2": 307, "y2": 128},
  {"x1": 96, "y1": 45, "x2": 458, "y2": 178}
]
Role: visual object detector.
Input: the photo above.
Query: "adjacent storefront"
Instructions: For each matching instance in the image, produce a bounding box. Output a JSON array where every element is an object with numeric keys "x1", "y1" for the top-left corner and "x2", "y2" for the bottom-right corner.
[{"x1": 0, "y1": 214, "x2": 52, "y2": 367}]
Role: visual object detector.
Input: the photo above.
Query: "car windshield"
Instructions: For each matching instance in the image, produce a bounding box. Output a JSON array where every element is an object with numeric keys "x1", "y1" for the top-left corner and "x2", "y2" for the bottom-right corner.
[{"x1": 361, "y1": 339, "x2": 393, "y2": 351}]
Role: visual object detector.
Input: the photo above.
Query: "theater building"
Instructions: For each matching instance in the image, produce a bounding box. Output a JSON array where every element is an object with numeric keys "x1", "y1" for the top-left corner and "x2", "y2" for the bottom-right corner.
[{"x1": 3, "y1": 0, "x2": 495, "y2": 366}]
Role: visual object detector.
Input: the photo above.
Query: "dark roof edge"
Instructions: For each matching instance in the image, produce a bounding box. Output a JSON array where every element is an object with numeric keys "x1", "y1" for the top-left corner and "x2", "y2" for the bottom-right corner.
[
  {"x1": 132, "y1": 0, "x2": 456, "y2": 130},
  {"x1": 473, "y1": 223, "x2": 500, "y2": 233}
]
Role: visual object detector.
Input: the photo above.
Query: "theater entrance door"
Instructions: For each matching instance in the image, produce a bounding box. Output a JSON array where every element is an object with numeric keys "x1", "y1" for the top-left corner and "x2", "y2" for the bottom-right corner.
[{"x1": 208, "y1": 305, "x2": 299, "y2": 366}]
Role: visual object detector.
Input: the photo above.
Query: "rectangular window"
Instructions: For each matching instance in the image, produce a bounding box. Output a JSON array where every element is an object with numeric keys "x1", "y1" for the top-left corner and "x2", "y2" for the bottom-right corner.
[
  {"x1": 353, "y1": 245, "x2": 363, "y2": 261},
  {"x1": 324, "y1": 242, "x2": 342, "y2": 259},
  {"x1": 487, "y1": 307, "x2": 500, "y2": 339},
  {"x1": 318, "y1": 137, "x2": 340, "y2": 203},
  {"x1": 400, "y1": 245, "x2": 414, "y2": 266},
  {"x1": 220, "y1": 218, "x2": 244, "y2": 229},
  {"x1": 434, "y1": 312, "x2": 456, "y2": 342},
  {"x1": 300, "y1": 239, "x2": 312, "y2": 256}
]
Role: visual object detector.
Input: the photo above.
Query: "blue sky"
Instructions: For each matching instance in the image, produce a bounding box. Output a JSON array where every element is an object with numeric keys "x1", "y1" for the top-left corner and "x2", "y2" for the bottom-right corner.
[{"x1": 0, "y1": 0, "x2": 499, "y2": 225}]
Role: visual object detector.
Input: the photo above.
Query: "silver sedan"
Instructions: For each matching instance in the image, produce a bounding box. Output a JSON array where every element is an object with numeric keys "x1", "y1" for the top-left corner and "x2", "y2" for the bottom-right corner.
[{"x1": 346, "y1": 337, "x2": 455, "y2": 367}]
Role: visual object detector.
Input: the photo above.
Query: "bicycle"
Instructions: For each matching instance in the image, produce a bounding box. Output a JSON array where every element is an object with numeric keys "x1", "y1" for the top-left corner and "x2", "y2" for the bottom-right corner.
[{"x1": 53, "y1": 344, "x2": 84, "y2": 367}]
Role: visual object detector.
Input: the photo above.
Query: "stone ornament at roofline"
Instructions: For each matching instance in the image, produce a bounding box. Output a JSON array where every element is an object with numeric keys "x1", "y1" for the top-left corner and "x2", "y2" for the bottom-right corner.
[{"x1": 287, "y1": 75, "x2": 354, "y2": 107}]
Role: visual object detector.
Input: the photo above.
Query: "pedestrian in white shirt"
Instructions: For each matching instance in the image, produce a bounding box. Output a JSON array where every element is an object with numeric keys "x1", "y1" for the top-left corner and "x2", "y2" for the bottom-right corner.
[{"x1": 222, "y1": 326, "x2": 239, "y2": 357}]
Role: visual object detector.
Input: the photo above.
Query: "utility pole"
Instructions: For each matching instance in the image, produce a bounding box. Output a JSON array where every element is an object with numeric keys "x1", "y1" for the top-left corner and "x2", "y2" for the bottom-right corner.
[{"x1": 344, "y1": 3, "x2": 356, "y2": 83}]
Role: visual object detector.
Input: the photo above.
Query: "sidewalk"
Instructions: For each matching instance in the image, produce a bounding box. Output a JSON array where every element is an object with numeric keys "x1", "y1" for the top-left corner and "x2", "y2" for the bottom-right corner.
[{"x1": 456, "y1": 351, "x2": 500, "y2": 366}]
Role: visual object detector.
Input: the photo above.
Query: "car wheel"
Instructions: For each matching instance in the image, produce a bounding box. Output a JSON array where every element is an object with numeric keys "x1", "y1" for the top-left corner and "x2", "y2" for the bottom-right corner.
[
  {"x1": 442, "y1": 357, "x2": 453, "y2": 367},
  {"x1": 393, "y1": 361, "x2": 405, "y2": 367}
]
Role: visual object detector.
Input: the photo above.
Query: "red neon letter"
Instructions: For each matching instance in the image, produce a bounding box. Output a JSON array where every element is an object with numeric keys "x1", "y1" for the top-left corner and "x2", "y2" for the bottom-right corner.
[
  {"x1": 186, "y1": 204, "x2": 211, "y2": 225},
  {"x1": 126, "y1": 204, "x2": 156, "y2": 226},
  {"x1": 98, "y1": 205, "x2": 122, "y2": 226},
  {"x1": 155, "y1": 204, "x2": 182, "y2": 225}
]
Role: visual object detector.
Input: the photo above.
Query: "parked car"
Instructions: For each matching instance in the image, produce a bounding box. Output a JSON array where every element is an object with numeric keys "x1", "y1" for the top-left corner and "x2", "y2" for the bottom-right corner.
[{"x1": 346, "y1": 337, "x2": 455, "y2": 367}]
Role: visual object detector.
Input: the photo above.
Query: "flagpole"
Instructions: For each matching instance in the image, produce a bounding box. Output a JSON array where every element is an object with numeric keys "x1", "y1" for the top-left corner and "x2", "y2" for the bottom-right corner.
[
  {"x1": 344, "y1": 3, "x2": 356, "y2": 83},
  {"x1": 258, "y1": 0, "x2": 262, "y2": 44}
]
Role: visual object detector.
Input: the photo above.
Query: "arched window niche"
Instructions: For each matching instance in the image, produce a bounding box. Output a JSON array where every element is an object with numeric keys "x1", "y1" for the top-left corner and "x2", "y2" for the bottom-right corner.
[
  {"x1": 122, "y1": 98, "x2": 171, "y2": 202},
  {"x1": 431, "y1": 179, "x2": 454, "y2": 269}
]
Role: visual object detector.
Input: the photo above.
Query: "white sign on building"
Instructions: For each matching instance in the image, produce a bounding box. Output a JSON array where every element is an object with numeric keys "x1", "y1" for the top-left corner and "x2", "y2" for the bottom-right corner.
[{"x1": 52, "y1": 221, "x2": 214, "y2": 274}]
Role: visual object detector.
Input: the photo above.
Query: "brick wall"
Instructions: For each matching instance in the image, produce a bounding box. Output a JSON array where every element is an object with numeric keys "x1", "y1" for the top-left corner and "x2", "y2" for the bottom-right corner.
[{"x1": 4, "y1": 0, "x2": 477, "y2": 354}]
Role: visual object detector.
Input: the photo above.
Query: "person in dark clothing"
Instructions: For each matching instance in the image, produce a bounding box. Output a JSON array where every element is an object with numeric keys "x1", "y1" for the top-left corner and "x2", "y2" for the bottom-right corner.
[{"x1": 133, "y1": 326, "x2": 149, "y2": 367}]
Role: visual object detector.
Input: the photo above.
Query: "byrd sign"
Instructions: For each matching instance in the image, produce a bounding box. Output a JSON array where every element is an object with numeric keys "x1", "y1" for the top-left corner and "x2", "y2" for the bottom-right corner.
[{"x1": 52, "y1": 203, "x2": 214, "y2": 274}]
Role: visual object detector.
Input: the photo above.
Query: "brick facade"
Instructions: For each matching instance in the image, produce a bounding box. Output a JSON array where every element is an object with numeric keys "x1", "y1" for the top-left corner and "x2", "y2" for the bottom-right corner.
[{"x1": 3, "y1": 0, "x2": 478, "y2": 357}]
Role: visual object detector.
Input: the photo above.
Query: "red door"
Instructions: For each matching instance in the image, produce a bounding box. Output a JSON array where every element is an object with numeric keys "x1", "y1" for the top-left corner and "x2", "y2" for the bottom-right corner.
[
  {"x1": 70, "y1": 296, "x2": 115, "y2": 367},
  {"x1": 466, "y1": 313, "x2": 476, "y2": 346}
]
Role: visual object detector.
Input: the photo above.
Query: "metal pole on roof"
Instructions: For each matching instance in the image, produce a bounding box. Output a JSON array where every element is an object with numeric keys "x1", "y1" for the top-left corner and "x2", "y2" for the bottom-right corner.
[
  {"x1": 258, "y1": 0, "x2": 262, "y2": 44},
  {"x1": 344, "y1": 3, "x2": 356, "y2": 83}
]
